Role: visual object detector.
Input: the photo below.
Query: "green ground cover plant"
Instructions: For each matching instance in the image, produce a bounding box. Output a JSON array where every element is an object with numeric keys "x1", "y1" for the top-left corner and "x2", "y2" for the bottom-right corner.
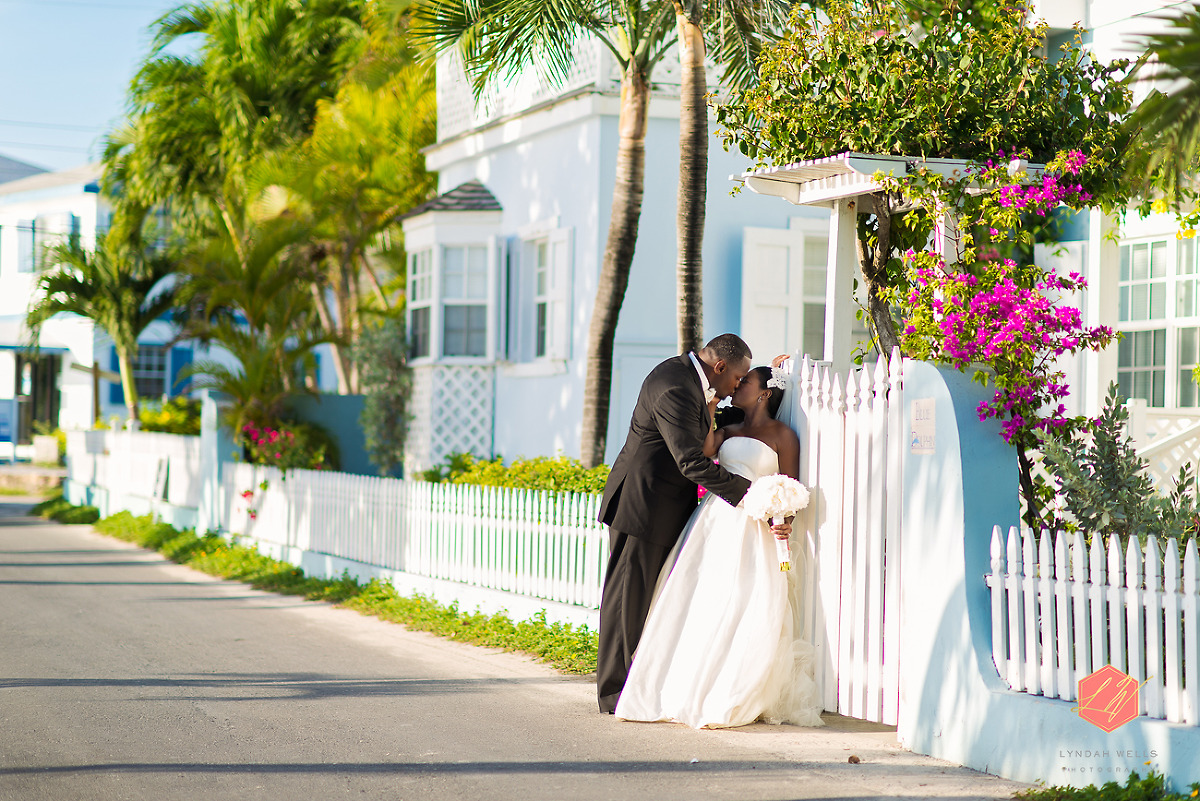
[
  {"x1": 82, "y1": 508, "x2": 597, "y2": 674},
  {"x1": 1016, "y1": 771, "x2": 1199, "y2": 800},
  {"x1": 32, "y1": 493, "x2": 99, "y2": 524}
]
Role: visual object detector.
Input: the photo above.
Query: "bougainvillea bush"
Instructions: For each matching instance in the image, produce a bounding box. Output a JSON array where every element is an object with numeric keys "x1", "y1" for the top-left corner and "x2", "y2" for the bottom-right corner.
[{"x1": 241, "y1": 421, "x2": 339, "y2": 472}]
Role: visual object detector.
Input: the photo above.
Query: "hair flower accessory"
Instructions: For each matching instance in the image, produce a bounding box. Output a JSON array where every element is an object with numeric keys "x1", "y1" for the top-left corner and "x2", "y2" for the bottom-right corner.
[{"x1": 766, "y1": 364, "x2": 788, "y2": 390}]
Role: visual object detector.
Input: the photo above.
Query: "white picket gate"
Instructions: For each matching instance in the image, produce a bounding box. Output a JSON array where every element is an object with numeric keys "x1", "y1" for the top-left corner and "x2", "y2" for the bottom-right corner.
[
  {"x1": 220, "y1": 462, "x2": 610, "y2": 610},
  {"x1": 786, "y1": 350, "x2": 905, "y2": 726},
  {"x1": 987, "y1": 525, "x2": 1200, "y2": 725}
]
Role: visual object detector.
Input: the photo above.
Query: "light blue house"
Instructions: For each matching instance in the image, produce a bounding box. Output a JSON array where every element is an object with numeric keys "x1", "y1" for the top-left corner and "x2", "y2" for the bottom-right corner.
[{"x1": 402, "y1": 46, "x2": 829, "y2": 470}]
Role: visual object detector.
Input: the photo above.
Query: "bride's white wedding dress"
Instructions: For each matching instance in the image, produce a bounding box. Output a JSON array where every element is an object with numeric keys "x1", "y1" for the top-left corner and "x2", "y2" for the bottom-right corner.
[{"x1": 615, "y1": 436, "x2": 824, "y2": 729}]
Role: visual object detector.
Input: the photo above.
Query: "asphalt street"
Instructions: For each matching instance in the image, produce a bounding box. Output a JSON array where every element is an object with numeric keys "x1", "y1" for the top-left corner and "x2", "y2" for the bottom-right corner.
[{"x1": 0, "y1": 499, "x2": 1029, "y2": 800}]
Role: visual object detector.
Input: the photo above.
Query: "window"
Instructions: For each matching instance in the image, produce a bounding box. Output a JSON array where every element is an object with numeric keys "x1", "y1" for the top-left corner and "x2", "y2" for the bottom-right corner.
[
  {"x1": 1179, "y1": 238, "x2": 1198, "y2": 318},
  {"x1": 17, "y1": 220, "x2": 35, "y2": 273},
  {"x1": 408, "y1": 249, "x2": 432, "y2": 358},
  {"x1": 1114, "y1": 236, "x2": 1200, "y2": 407},
  {"x1": 132, "y1": 345, "x2": 168, "y2": 399},
  {"x1": 406, "y1": 242, "x2": 495, "y2": 361},
  {"x1": 1181, "y1": 327, "x2": 1200, "y2": 407},
  {"x1": 1118, "y1": 329, "x2": 1166, "y2": 407},
  {"x1": 14, "y1": 214, "x2": 79, "y2": 274},
  {"x1": 441, "y1": 244, "x2": 488, "y2": 357},
  {"x1": 513, "y1": 228, "x2": 571, "y2": 362},
  {"x1": 1119, "y1": 241, "x2": 1167, "y2": 322},
  {"x1": 532, "y1": 240, "x2": 550, "y2": 357}
]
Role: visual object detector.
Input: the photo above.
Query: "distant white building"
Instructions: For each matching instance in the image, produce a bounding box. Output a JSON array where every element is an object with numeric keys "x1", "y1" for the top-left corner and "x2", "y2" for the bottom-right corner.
[{"x1": 0, "y1": 163, "x2": 193, "y2": 451}]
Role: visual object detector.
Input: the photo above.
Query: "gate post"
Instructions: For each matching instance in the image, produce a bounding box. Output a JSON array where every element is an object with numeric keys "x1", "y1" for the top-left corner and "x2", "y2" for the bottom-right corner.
[
  {"x1": 897, "y1": 362, "x2": 1020, "y2": 763},
  {"x1": 197, "y1": 391, "x2": 236, "y2": 535}
]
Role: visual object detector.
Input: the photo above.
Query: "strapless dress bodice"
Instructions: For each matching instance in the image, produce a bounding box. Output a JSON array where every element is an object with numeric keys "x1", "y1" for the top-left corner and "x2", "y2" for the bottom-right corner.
[{"x1": 717, "y1": 436, "x2": 779, "y2": 482}]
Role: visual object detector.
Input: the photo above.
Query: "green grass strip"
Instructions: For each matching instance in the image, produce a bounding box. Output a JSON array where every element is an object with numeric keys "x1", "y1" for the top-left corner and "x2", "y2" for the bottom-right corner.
[{"x1": 86, "y1": 509, "x2": 598, "y2": 674}]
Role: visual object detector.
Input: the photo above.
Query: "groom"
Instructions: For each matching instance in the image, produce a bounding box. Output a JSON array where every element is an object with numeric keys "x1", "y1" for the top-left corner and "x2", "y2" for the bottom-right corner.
[{"x1": 595, "y1": 333, "x2": 755, "y2": 713}]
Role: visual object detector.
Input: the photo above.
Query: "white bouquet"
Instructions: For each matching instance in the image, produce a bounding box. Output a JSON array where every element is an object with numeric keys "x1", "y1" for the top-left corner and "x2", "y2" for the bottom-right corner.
[{"x1": 742, "y1": 474, "x2": 810, "y2": 571}]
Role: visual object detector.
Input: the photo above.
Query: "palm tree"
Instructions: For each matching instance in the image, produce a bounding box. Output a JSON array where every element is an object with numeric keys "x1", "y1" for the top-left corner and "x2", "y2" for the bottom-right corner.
[
  {"x1": 415, "y1": 0, "x2": 674, "y2": 468},
  {"x1": 1127, "y1": 2, "x2": 1200, "y2": 202},
  {"x1": 671, "y1": 1, "x2": 795, "y2": 354},
  {"x1": 104, "y1": 0, "x2": 371, "y2": 403},
  {"x1": 248, "y1": 37, "x2": 437, "y2": 393},
  {"x1": 414, "y1": 0, "x2": 793, "y2": 466},
  {"x1": 26, "y1": 216, "x2": 178, "y2": 424},
  {"x1": 173, "y1": 219, "x2": 334, "y2": 433}
]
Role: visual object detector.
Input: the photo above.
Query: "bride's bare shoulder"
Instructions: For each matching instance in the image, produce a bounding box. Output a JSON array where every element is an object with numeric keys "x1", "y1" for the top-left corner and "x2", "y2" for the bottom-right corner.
[{"x1": 769, "y1": 419, "x2": 799, "y2": 446}]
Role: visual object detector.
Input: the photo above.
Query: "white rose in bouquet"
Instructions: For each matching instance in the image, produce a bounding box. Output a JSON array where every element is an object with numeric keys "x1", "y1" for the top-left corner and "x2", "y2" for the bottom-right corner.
[{"x1": 742, "y1": 474, "x2": 810, "y2": 571}]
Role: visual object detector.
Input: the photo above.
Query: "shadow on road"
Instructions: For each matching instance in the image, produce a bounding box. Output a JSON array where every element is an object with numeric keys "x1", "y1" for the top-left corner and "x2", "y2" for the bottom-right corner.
[{"x1": 0, "y1": 672, "x2": 568, "y2": 702}]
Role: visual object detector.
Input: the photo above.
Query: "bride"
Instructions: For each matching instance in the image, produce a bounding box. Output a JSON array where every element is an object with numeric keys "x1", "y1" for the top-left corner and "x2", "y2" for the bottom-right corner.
[{"x1": 614, "y1": 365, "x2": 824, "y2": 729}]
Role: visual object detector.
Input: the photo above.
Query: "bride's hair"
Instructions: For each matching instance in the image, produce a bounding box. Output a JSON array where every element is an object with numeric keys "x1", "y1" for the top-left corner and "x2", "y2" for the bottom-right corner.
[{"x1": 751, "y1": 366, "x2": 785, "y2": 419}]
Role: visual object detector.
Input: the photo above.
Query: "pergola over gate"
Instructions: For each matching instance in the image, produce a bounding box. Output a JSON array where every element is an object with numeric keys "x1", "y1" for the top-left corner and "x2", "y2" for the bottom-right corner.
[
  {"x1": 733, "y1": 152, "x2": 1044, "y2": 371},
  {"x1": 731, "y1": 152, "x2": 1044, "y2": 725}
]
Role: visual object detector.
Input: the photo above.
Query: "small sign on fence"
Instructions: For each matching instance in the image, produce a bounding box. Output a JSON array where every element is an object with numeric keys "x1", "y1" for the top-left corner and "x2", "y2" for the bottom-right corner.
[{"x1": 910, "y1": 398, "x2": 936, "y2": 454}]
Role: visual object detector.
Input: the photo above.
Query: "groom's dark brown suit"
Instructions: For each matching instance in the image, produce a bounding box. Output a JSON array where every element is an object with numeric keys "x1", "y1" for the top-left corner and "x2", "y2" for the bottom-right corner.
[{"x1": 596, "y1": 353, "x2": 752, "y2": 713}]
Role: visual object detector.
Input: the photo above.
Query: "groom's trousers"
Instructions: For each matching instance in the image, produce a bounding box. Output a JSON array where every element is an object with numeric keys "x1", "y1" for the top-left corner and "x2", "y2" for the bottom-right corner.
[{"x1": 596, "y1": 528, "x2": 672, "y2": 713}]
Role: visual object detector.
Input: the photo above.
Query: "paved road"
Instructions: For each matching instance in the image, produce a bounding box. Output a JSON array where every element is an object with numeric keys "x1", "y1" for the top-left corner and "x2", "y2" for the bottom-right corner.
[{"x1": 0, "y1": 500, "x2": 1029, "y2": 800}]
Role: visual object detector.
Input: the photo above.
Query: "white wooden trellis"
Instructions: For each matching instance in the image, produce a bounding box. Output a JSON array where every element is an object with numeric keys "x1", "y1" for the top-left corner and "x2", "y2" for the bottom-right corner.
[
  {"x1": 987, "y1": 526, "x2": 1200, "y2": 726},
  {"x1": 787, "y1": 349, "x2": 904, "y2": 726}
]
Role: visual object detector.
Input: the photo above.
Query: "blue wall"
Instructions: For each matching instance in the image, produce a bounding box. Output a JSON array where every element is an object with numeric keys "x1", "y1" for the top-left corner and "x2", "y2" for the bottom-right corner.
[{"x1": 285, "y1": 394, "x2": 380, "y2": 477}]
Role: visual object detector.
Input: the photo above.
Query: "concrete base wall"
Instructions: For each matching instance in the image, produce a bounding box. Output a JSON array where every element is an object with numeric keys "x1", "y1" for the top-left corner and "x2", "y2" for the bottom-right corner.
[{"x1": 898, "y1": 362, "x2": 1200, "y2": 790}]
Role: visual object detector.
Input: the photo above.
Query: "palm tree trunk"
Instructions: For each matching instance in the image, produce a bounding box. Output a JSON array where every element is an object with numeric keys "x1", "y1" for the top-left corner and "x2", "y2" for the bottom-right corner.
[
  {"x1": 116, "y1": 344, "x2": 140, "y2": 426},
  {"x1": 312, "y1": 282, "x2": 351, "y2": 393},
  {"x1": 674, "y1": 5, "x2": 707, "y2": 355},
  {"x1": 580, "y1": 65, "x2": 651, "y2": 468}
]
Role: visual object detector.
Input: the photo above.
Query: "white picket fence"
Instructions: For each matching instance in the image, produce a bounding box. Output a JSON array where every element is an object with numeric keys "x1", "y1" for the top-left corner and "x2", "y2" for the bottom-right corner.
[
  {"x1": 66, "y1": 429, "x2": 203, "y2": 510},
  {"x1": 219, "y1": 462, "x2": 610, "y2": 610},
  {"x1": 787, "y1": 350, "x2": 904, "y2": 726},
  {"x1": 63, "y1": 353, "x2": 907, "y2": 726},
  {"x1": 986, "y1": 525, "x2": 1200, "y2": 725}
]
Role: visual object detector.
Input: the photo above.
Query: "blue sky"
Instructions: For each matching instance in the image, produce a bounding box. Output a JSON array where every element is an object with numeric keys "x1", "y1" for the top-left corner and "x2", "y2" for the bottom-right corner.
[{"x1": 0, "y1": 0, "x2": 185, "y2": 173}]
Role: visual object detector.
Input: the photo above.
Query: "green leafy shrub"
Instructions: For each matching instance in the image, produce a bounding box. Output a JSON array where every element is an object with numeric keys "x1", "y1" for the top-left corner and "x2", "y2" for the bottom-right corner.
[
  {"x1": 354, "y1": 317, "x2": 412, "y2": 476},
  {"x1": 240, "y1": 420, "x2": 339, "y2": 471},
  {"x1": 139, "y1": 397, "x2": 202, "y2": 435},
  {"x1": 419, "y1": 452, "x2": 609, "y2": 494},
  {"x1": 1016, "y1": 771, "x2": 1199, "y2": 801},
  {"x1": 31, "y1": 492, "x2": 99, "y2": 524},
  {"x1": 1038, "y1": 384, "x2": 1199, "y2": 543}
]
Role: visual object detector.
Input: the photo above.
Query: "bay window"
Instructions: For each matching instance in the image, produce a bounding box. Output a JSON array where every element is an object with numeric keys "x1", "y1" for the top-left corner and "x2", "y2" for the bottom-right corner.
[{"x1": 1116, "y1": 236, "x2": 1200, "y2": 407}]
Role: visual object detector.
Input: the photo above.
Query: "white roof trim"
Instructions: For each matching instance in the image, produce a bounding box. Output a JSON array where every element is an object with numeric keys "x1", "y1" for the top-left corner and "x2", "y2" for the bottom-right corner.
[{"x1": 733, "y1": 151, "x2": 1045, "y2": 206}]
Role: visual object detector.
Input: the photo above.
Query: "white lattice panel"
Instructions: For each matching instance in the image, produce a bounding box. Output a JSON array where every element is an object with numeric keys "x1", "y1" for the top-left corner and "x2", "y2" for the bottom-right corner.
[
  {"x1": 1141, "y1": 410, "x2": 1200, "y2": 445},
  {"x1": 430, "y1": 364, "x2": 494, "y2": 464},
  {"x1": 406, "y1": 365, "x2": 435, "y2": 473}
]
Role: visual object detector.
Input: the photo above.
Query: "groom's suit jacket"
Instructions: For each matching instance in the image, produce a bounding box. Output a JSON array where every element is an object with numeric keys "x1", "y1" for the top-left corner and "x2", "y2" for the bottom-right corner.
[{"x1": 598, "y1": 354, "x2": 752, "y2": 548}]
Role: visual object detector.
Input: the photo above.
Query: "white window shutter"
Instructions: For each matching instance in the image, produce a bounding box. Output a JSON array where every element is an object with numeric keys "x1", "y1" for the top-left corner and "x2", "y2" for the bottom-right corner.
[
  {"x1": 515, "y1": 238, "x2": 534, "y2": 362},
  {"x1": 741, "y1": 226, "x2": 808, "y2": 362},
  {"x1": 547, "y1": 227, "x2": 573, "y2": 360},
  {"x1": 490, "y1": 235, "x2": 504, "y2": 362}
]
